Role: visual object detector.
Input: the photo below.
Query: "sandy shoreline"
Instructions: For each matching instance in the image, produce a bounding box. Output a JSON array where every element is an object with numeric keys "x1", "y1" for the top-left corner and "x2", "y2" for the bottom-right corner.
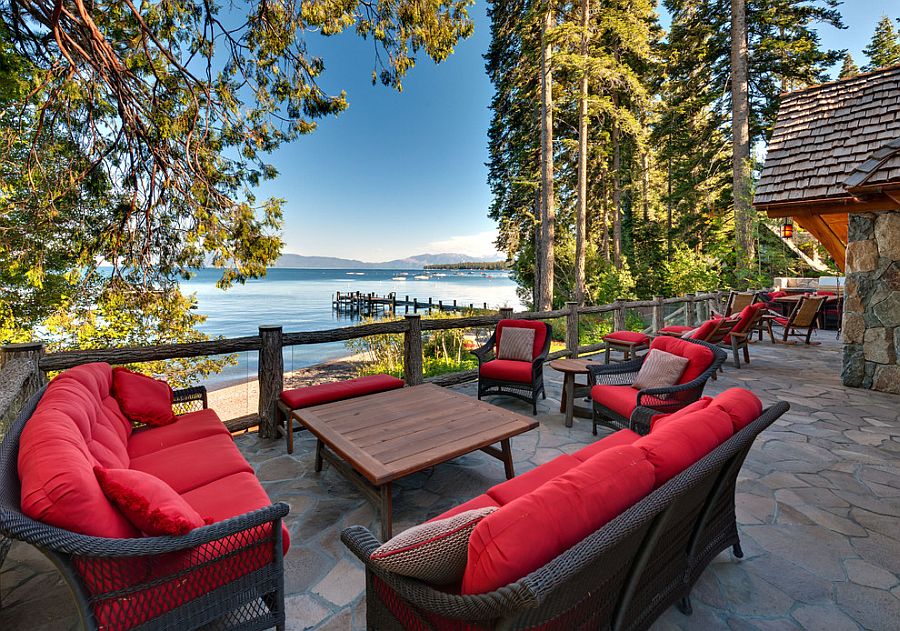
[{"x1": 206, "y1": 353, "x2": 369, "y2": 421}]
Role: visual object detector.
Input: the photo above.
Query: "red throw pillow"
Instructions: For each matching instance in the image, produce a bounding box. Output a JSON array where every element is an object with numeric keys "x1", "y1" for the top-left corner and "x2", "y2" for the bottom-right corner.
[
  {"x1": 95, "y1": 466, "x2": 208, "y2": 536},
  {"x1": 112, "y1": 367, "x2": 176, "y2": 426}
]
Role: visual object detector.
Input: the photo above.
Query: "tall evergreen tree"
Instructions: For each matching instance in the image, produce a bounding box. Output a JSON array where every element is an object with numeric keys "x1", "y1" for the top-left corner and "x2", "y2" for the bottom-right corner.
[
  {"x1": 863, "y1": 15, "x2": 900, "y2": 71},
  {"x1": 538, "y1": 2, "x2": 557, "y2": 310},
  {"x1": 838, "y1": 52, "x2": 859, "y2": 79},
  {"x1": 731, "y1": 0, "x2": 754, "y2": 273}
]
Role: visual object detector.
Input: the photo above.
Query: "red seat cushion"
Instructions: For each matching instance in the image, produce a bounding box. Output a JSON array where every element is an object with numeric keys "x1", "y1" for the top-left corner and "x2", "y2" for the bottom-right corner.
[
  {"x1": 572, "y1": 429, "x2": 641, "y2": 462},
  {"x1": 479, "y1": 359, "x2": 534, "y2": 384},
  {"x1": 723, "y1": 303, "x2": 766, "y2": 343},
  {"x1": 604, "y1": 331, "x2": 650, "y2": 345},
  {"x1": 767, "y1": 291, "x2": 787, "y2": 299},
  {"x1": 687, "y1": 318, "x2": 722, "y2": 341},
  {"x1": 658, "y1": 325, "x2": 693, "y2": 334},
  {"x1": 648, "y1": 336, "x2": 715, "y2": 386},
  {"x1": 634, "y1": 408, "x2": 734, "y2": 487},
  {"x1": 709, "y1": 388, "x2": 763, "y2": 432},
  {"x1": 650, "y1": 397, "x2": 713, "y2": 431},
  {"x1": 129, "y1": 434, "x2": 253, "y2": 494},
  {"x1": 279, "y1": 374, "x2": 404, "y2": 410},
  {"x1": 94, "y1": 466, "x2": 207, "y2": 536},
  {"x1": 112, "y1": 368, "x2": 176, "y2": 427},
  {"x1": 461, "y1": 446, "x2": 655, "y2": 594},
  {"x1": 495, "y1": 319, "x2": 548, "y2": 359},
  {"x1": 772, "y1": 315, "x2": 789, "y2": 326},
  {"x1": 127, "y1": 409, "x2": 228, "y2": 459},
  {"x1": 431, "y1": 494, "x2": 500, "y2": 522},
  {"x1": 590, "y1": 384, "x2": 639, "y2": 419},
  {"x1": 486, "y1": 455, "x2": 581, "y2": 505}
]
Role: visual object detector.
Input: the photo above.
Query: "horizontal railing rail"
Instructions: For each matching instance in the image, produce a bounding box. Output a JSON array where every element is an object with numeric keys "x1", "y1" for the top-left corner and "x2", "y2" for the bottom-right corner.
[{"x1": 4, "y1": 290, "x2": 739, "y2": 438}]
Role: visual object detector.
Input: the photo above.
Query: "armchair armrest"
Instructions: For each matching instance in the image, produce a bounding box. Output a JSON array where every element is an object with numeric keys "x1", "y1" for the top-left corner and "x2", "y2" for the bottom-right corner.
[
  {"x1": 471, "y1": 332, "x2": 497, "y2": 365},
  {"x1": 173, "y1": 385, "x2": 208, "y2": 411},
  {"x1": 586, "y1": 358, "x2": 643, "y2": 387},
  {"x1": 629, "y1": 406, "x2": 658, "y2": 435}
]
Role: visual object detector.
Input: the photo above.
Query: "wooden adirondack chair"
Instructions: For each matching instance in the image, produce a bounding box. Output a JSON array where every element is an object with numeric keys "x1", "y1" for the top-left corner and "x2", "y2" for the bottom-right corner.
[{"x1": 767, "y1": 296, "x2": 828, "y2": 345}]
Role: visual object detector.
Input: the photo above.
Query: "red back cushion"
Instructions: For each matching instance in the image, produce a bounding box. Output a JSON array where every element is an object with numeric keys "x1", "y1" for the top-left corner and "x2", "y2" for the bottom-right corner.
[
  {"x1": 495, "y1": 320, "x2": 548, "y2": 360},
  {"x1": 634, "y1": 408, "x2": 733, "y2": 487},
  {"x1": 648, "y1": 336, "x2": 715, "y2": 385},
  {"x1": 688, "y1": 318, "x2": 722, "y2": 341},
  {"x1": 709, "y1": 388, "x2": 763, "y2": 432},
  {"x1": 95, "y1": 467, "x2": 207, "y2": 536},
  {"x1": 461, "y1": 446, "x2": 655, "y2": 594},
  {"x1": 113, "y1": 368, "x2": 176, "y2": 427},
  {"x1": 650, "y1": 397, "x2": 713, "y2": 431}
]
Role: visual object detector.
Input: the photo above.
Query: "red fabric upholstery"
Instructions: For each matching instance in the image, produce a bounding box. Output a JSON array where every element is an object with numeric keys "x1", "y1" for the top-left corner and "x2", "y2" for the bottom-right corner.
[
  {"x1": 486, "y1": 455, "x2": 580, "y2": 505},
  {"x1": 95, "y1": 466, "x2": 207, "y2": 536},
  {"x1": 112, "y1": 368, "x2": 176, "y2": 427},
  {"x1": 648, "y1": 336, "x2": 714, "y2": 386},
  {"x1": 19, "y1": 367, "x2": 139, "y2": 539},
  {"x1": 279, "y1": 374, "x2": 404, "y2": 410},
  {"x1": 479, "y1": 359, "x2": 534, "y2": 384},
  {"x1": 709, "y1": 388, "x2": 763, "y2": 432},
  {"x1": 658, "y1": 325, "x2": 693, "y2": 334},
  {"x1": 634, "y1": 408, "x2": 733, "y2": 487},
  {"x1": 772, "y1": 315, "x2": 789, "y2": 326},
  {"x1": 604, "y1": 331, "x2": 650, "y2": 345},
  {"x1": 572, "y1": 429, "x2": 641, "y2": 462},
  {"x1": 767, "y1": 291, "x2": 788, "y2": 299},
  {"x1": 816, "y1": 291, "x2": 836, "y2": 296},
  {"x1": 687, "y1": 318, "x2": 722, "y2": 341},
  {"x1": 129, "y1": 434, "x2": 253, "y2": 495},
  {"x1": 590, "y1": 384, "x2": 639, "y2": 419},
  {"x1": 650, "y1": 397, "x2": 713, "y2": 431},
  {"x1": 495, "y1": 320, "x2": 548, "y2": 360},
  {"x1": 127, "y1": 409, "x2": 228, "y2": 459},
  {"x1": 431, "y1": 494, "x2": 500, "y2": 522},
  {"x1": 461, "y1": 446, "x2": 655, "y2": 594},
  {"x1": 723, "y1": 303, "x2": 765, "y2": 343}
]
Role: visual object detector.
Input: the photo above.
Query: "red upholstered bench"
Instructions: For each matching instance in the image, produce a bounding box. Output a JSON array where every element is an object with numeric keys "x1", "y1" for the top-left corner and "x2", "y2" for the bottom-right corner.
[
  {"x1": 602, "y1": 330, "x2": 650, "y2": 364},
  {"x1": 276, "y1": 374, "x2": 405, "y2": 453}
]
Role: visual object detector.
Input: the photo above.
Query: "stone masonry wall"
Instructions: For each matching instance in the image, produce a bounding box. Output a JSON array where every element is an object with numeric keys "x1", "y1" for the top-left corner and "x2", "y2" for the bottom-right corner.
[{"x1": 842, "y1": 210, "x2": 900, "y2": 394}]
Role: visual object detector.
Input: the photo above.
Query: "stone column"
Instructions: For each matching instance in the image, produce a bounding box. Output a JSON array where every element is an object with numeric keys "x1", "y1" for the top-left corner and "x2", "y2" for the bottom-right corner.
[{"x1": 842, "y1": 211, "x2": 900, "y2": 393}]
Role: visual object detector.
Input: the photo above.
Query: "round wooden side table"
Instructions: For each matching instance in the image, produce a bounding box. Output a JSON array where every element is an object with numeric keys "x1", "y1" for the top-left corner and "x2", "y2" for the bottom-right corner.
[{"x1": 549, "y1": 358, "x2": 595, "y2": 428}]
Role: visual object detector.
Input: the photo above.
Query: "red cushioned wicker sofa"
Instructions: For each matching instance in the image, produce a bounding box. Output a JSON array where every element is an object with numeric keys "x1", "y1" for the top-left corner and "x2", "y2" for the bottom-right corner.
[
  {"x1": 343, "y1": 388, "x2": 790, "y2": 630},
  {"x1": 0, "y1": 363, "x2": 289, "y2": 631}
]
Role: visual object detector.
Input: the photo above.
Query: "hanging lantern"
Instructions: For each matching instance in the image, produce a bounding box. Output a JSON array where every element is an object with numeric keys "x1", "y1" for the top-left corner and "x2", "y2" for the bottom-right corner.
[{"x1": 782, "y1": 219, "x2": 794, "y2": 239}]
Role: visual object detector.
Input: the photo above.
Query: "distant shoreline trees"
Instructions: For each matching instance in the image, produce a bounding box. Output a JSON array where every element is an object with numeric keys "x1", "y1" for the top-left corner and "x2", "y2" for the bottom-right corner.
[{"x1": 425, "y1": 262, "x2": 510, "y2": 270}]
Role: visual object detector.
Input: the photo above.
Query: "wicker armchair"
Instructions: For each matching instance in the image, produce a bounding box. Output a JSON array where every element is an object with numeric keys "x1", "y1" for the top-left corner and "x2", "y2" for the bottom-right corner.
[
  {"x1": 342, "y1": 401, "x2": 790, "y2": 630},
  {"x1": 587, "y1": 337, "x2": 727, "y2": 435},
  {"x1": 0, "y1": 386, "x2": 288, "y2": 631},
  {"x1": 474, "y1": 320, "x2": 552, "y2": 415}
]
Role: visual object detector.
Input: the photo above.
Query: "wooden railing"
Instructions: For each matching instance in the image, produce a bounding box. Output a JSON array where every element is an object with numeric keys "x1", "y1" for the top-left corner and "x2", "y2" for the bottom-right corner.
[{"x1": 1, "y1": 291, "x2": 730, "y2": 440}]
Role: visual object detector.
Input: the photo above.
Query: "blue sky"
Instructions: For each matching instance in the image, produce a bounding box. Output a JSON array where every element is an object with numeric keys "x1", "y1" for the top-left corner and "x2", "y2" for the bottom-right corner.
[{"x1": 261, "y1": 1, "x2": 892, "y2": 262}]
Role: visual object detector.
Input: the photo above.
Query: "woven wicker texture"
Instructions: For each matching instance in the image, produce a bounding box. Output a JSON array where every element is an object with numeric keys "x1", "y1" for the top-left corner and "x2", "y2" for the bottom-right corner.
[{"x1": 372, "y1": 508, "x2": 498, "y2": 584}]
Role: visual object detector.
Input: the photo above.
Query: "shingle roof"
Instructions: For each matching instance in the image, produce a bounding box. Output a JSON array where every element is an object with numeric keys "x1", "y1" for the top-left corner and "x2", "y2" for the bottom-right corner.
[{"x1": 754, "y1": 65, "x2": 900, "y2": 206}]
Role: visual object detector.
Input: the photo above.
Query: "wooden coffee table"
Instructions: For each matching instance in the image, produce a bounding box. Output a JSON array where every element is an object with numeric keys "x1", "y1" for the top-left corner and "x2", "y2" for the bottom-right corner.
[{"x1": 292, "y1": 383, "x2": 539, "y2": 538}]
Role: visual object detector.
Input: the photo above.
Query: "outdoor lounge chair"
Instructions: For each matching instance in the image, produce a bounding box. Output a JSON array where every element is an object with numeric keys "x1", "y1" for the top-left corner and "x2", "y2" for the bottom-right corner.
[
  {"x1": 719, "y1": 302, "x2": 766, "y2": 368},
  {"x1": 587, "y1": 336, "x2": 727, "y2": 434},
  {"x1": 474, "y1": 319, "x2": 552, "y2": 415},
  {"x1": 767, "y1": 295, "x2": 828, "y2": 345},
  {"x1": 713, "y1": 290, "x2": 758, "y2": 318}
]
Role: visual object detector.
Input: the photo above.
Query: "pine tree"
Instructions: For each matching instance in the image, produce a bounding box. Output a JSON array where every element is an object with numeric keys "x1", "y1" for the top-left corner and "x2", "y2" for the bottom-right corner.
[
  {"x1": 838, "y1": 52, "x2": 859, "y2": 79},
  {"x1": 731, "y1": 0, "x2": 754, "y2": 273},
  {"x1": 863, "y1": 15, "x2": 900, "y2": 71},
  {"x1": 538, "y1": 4, "x2": 557, "y2": 310}
]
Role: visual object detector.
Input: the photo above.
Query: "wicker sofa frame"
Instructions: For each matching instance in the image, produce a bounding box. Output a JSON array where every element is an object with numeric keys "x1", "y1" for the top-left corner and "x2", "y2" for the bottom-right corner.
[
  {"x1": 587, "y1": 338, "x2": 728, "y2": 435},
  {"x1": 0, "y1": 385, "x2": 289, "y2": 631},
  {"x1": 342, "y1": 400, "x2": 789, "y2": 631},
  {"x1": 474, "y1": 323, "x2": 552, "y2": 415}
]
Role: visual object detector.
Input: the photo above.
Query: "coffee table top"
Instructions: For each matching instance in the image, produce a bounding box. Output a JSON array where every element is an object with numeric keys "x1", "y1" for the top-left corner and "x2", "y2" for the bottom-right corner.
[
  {"x1": 292, "y1": 383, "x2": 539, "y2": 486},
  {"x1": 549, "y1": 358, "x2": 596, "y2": 374}
]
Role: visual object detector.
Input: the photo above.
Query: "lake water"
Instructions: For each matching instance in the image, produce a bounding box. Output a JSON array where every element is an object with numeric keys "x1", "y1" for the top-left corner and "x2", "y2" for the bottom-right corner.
[{"x1": 181, "y1": 268, "x2": 524, "y2": 385}]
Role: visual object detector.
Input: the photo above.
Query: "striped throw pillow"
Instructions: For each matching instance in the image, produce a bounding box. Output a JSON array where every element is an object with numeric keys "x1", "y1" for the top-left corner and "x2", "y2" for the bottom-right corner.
[
  {"x1": 632, "y1": 349, "x2": 689, "y2": 392},
  {"x1": 370, "y1": 507, "x2": 498, "y2": 584},
  {"x1": 497, "y1": 327, "x2": 535, "y2": 362}
]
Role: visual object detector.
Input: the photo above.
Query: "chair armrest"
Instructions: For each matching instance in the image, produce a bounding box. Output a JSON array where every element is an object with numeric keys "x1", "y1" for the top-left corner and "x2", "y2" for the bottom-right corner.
[
  {"x1": 173, "y1": 385, "x2": 208, "y2": 410},
  {"x1": 586, "y1": 358, "x2": 643, "y2": 387},
  {"x1": 628, "y1": 407, "x2": 657, "y2": 435},
  {"x1": 471, "y1": 332, "x2": 497, "y2": 365}
]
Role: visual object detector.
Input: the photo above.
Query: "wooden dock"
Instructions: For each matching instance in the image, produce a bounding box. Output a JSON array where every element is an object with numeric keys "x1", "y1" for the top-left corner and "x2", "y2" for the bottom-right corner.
[{"x1": 332, "y1": 291, "x2": 490, "y2": 317}]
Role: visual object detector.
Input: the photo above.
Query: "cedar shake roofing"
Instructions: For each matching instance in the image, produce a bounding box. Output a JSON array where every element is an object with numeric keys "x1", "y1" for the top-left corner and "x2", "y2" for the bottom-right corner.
[{"x1": 754, "y1": 65, "x2": 900, "y2": 207}]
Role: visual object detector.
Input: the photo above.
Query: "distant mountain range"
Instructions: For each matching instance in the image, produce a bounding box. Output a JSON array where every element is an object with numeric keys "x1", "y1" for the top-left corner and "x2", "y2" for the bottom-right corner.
[{"x1": 272, "y1": 253, "x2": 497, "y2": 270}]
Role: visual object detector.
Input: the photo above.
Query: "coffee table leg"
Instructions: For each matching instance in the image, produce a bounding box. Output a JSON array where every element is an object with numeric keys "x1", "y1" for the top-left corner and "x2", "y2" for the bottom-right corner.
[
  {"x1": 501, "y1": 438, "x2": 515, "y2": 480},
  {"x1": 380, "y1": 483, "x2": 393, "y2": 540},
  {"x1": 564, "y1": 374, "x2": 575, "y2": 428},
  {"x1": 315, "y1": 439, "x2": 324, "y2": 473}
]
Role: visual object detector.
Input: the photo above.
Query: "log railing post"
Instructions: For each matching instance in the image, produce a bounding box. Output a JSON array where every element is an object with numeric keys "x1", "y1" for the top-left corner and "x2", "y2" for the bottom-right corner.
[
  {"x1": 2, "y1": 341, "x2": 46, "y2": 388},
  {"x1": 566, "y1": 302, "x2": 579, "y2": 358},
  {"x1": 685, "y1": 294, "x2": 696, "y2": 327},
  {"x1": 403, "y1": 315, "x2": 424, "y2": 386},
  {"x1": 257, "y1": 325, "x2": 283, "y2": 439},
  {"x1": 499, "y1": 307, "x2": 514, "y2": 319},
  {"x1": 613, "y1": 298, "x2": 626, "y2": 331},
  {"x1": 651, "y1": 296, "x2": 664, "y2": 333}
]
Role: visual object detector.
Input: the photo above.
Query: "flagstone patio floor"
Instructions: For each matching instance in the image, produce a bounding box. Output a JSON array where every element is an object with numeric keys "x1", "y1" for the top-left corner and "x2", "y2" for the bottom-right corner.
[{"x1": 2, "y1": 334, "x2": 899, "y2": 630}]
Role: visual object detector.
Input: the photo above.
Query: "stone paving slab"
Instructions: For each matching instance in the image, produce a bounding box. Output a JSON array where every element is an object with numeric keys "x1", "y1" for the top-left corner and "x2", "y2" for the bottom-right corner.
[{"x1": 2, "y1": 334, "x2": 899, "y2": 630}]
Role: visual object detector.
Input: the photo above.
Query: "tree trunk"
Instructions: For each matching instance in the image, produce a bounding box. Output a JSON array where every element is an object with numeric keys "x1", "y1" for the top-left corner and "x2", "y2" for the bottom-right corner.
[
  {"x1": 612, "y1": 118, "x2": 622, "y2": 268},
  {"x1": 731, "y1": 0, "x2": 754, "y2": 271},
  {"x1": 641, "y1": 150, "x2": 650, "y2": 222},
  {"x1": 538, "y1": 7, "x2": 556, "y2": 311},
  {"x1": 533, "y1": 191, "x2": 541, "y2": 309},
  {"x1": 601, "y1": 175, "x2": 610, "y2": 261},
  {"x1": 575, "y1": 0, "x2": 589, "y2": 304}
]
